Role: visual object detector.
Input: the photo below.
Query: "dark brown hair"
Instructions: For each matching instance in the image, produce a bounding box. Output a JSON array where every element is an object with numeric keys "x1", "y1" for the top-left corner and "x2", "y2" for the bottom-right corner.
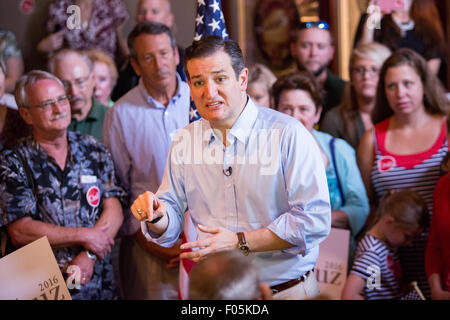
[
  {"x1": 272, "y1": 71, "x2": 324, "y2": 111},
  {"x1": 372, "y1": 48, "x2": 449, "y2": 124},
  {"x1": 377, "y1": 0, "x2": 446, "y2": 59}
]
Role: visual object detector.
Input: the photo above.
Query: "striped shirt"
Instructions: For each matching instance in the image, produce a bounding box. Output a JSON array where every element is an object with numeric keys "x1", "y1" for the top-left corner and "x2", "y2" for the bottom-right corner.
[
  {"x1": 351, "y1": 234, "x2": 403, "y2": 300},
  {"x1": 371, "y1": 118, "x2": 448, "y2": 299}
]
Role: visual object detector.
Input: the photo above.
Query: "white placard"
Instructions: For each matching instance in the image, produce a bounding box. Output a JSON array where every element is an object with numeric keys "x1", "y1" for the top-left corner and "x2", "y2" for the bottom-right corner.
[
  {"x1": 315, "y1": 228, "x2": 350, "y2": 300},
  {"x1": 0, "y1": 236, "x2": 71, "y2": 300}
]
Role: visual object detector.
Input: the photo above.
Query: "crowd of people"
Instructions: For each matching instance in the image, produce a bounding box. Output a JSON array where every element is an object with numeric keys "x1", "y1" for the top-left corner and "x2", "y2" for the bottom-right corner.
[{"x1": 0, "y1": 0, "x2": 449, "y2": 301}]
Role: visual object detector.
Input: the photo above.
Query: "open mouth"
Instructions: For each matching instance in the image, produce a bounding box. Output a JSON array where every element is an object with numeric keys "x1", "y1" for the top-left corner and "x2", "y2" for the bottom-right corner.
[{"x1": 205, "y1": 101, "x2": 223, "y2": 109}]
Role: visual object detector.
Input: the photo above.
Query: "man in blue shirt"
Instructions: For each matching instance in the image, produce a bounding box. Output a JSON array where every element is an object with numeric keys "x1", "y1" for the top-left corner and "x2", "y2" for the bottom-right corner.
[
  {"x1": 103, "y1": 21, "x2": 190, "y2": 299},
  {"x1": 132, "y1": 36, "x2": 331, "y2": 300}
]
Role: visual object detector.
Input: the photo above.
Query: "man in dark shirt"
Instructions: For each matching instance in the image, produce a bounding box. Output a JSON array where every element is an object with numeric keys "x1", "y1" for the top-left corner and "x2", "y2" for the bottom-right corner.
[
  {"x1": 290, "y1": 20, "x2": 346, "y2": 123},
  {"x1": 48, "y1": 49, "x2": 109, "y2": 141},
  {"x1": 0, "y1": 70, "x2": 126, "y2": 299}
]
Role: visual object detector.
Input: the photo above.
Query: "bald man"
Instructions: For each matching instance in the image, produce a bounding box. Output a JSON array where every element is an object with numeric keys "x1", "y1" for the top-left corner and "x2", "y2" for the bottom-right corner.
[{"x1": 111, "y1": 0, "x2": 186, "y2": 101}]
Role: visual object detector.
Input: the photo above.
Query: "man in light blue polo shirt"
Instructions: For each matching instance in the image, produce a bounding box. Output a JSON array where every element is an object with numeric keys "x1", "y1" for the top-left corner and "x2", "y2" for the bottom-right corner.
[
  {"x1": 102, "y1": 21, "x2": 190, "y2": 299},
  {"x1": 132, "y1": 36, "x2": 331, "y2": 300}
]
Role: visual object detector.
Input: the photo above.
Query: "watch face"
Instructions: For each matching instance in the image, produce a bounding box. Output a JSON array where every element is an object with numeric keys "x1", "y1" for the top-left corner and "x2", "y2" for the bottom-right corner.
[{"x1": 254, "y1": 0, "x2": 299, "y2": 69}]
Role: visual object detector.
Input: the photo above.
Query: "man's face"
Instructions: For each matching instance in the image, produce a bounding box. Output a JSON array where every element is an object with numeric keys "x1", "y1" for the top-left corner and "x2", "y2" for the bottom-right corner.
[
  {"x1": 19, "y1": 79, "x2": 71, "y2": 137},
  {"x1": 290, "y1": 28, "x2": 334, "y2": 77},
  {"x1": 53, "y1": 54, "x2": 94, "y2": 117},
  {"x1": 131, "y1": 33, "x2": 179, "y2": 92},
  {"x1": 136, "y1": 0, "x2": 174, "y2": 27},
  {"x1": 187, "y1": 49, "x2": 248, "y2": 131}
]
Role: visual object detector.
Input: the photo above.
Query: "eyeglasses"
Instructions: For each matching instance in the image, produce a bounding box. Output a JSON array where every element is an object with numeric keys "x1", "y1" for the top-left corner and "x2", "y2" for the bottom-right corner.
[
  {"x1": 62, "y1": 75, "x2": 91, "y2": 91},
  {"x1": 352, "y1": 66, "x2": 380, "y2": 76},
  {"x1": 299, "y1": 20, "x2": 330, "y2": 30},
  {"x1": 26, "y1": 95, "x2": 69, "y2": 110}
]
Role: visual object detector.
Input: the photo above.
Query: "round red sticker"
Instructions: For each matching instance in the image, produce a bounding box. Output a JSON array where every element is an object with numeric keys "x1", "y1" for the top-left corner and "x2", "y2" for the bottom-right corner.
[
  {"x1": 378, "y1": 155, "x2": 396, "y2": 173},
  {"x1": 20, "y1": 0, "x2": 35, "y2": 15},
  {"x1": 86, "y1": 186, "x2": 100, "y2": 208}
]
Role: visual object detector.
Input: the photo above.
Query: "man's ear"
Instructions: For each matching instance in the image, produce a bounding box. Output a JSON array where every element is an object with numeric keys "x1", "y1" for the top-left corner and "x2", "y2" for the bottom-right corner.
[
  {"x1": 174, "y1": 46, "x2": 180, "y2": 67},
  {"x1": 130, "y1": 58, "x2": 142, "y2": 77},
  {"x1": 239, "y1": 68, "x2": 249, "y2": 91},
  {"x1": 18, "y1": 108, "x2": 33, "y2": 125}
]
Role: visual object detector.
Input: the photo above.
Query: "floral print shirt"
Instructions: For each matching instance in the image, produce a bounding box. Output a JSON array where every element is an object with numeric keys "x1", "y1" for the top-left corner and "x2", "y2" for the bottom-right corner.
[
  {"x1": 46, "y1": 0, "x2": 129, "y2": 58},
  {"x1": 0, "y1": 131, "x2": 127, "y2": 299}
]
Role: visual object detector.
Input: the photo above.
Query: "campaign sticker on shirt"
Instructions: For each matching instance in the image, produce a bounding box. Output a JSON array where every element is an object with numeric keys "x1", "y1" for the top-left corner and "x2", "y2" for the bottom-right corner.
[
  {"x1": 86, "y1": 186, "x2": 100, "y2": 208},
  {"x1": 19, "y1": 0, "x2": 35, "y2": 15},
  {"x1": 378, "y1": 155, "x2": 396, "y2": 173},
  {"x1": 80, "y1": 175, "x2": 97, "y2": 184}
]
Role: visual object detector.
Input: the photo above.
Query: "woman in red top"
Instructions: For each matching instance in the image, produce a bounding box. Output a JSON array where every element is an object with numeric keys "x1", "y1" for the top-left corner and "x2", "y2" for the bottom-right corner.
[
  {"x1": 357, "y1": 48, "x2": 450, "y2": 298},
  {"x1": 426, "y1": 153, "x2": 450, "y2": 300}
]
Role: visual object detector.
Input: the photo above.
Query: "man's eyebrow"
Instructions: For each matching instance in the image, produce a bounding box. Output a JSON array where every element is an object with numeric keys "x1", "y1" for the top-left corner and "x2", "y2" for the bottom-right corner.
[{"x1": 191, "y1": 70, "x2": 228, "y2": 80}]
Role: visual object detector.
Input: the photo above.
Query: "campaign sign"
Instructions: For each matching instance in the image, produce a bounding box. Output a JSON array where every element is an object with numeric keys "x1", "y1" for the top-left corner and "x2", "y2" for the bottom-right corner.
[
  {"x1": 315, "y1": 228, "x2": 350, "y2": 300},
  {"x1": 0, "y1": 236, "x2": 71, "y2": 300}
]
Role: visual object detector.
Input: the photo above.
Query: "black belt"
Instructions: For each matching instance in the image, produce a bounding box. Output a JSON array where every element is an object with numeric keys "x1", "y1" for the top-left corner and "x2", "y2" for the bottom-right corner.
[{"x1": 270, "y1": 270, "x2": 312, "y2": 294}]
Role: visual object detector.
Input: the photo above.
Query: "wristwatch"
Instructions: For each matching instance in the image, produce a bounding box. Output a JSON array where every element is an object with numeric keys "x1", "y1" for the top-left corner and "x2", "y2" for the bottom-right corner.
[
  {"x1": 237, "y1": 232, "x2": 250, "y2": 256},
  {"x1": 85, "y1": 250, "x2": 97, "y2": 261}
]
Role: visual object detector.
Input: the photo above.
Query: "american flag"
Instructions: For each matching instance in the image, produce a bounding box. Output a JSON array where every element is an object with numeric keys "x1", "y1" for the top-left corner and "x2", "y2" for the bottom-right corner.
[
  {"x1": 188, "y1": 0, "x2": 229, "y2": 123},
  {"x1": 179, "y1": 0, "x2": 229, "y2": 300}
]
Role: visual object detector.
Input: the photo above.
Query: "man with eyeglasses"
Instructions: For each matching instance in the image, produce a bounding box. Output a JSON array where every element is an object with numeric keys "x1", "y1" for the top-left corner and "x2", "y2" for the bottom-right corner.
[
  {"x1": 48, "y1": 49, "x2": 109, "y2": 141},
  {"x1": 290, "y1": 20, "x2": 346, "y2": 123},
  {"x1": 0, "y1": 70, "x2": 127, "y2": 299}
]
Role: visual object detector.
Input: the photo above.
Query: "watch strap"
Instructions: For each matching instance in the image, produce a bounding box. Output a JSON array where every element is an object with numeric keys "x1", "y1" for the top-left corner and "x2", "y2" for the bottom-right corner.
[{"x1": 237, "y1": 232, "x2": 250, "y2": 256}]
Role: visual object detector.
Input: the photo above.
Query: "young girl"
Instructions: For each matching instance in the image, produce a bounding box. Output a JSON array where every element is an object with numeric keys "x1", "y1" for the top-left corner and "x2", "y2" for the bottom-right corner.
[{"x1": 342, "y1": 190, "x2": 428, "y2": 300}]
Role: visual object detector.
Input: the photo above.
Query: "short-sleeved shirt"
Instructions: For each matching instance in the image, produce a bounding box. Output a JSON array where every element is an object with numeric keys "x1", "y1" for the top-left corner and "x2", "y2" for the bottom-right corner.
[
  {"x1": 351, "y1": 234, "x2": 403, "y2": 300},
  {"x1": 0, "y1": 29, "x2": 22, "y2": 61},
  {"x1": 46, "y1": 0, "x2": 129, "y2": 58},
  {"x1": 0, "y1": 131, "x2": 127, "y2": 299},
  {"x1": 68, "y1": 97, "x2": 109, "y2": 141}
]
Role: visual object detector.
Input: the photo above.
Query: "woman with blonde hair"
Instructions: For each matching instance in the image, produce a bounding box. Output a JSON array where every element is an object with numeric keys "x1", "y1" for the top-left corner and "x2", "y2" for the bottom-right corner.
[
  {"x1": 321, "y1": 42, "x2": 391, "y2": 149},
  {"x1": 247, "y1": 63, "x2": 277, "y2": 108},
  {"x1": 87, "y1": 48, "x2": 118, "y2": 107}
]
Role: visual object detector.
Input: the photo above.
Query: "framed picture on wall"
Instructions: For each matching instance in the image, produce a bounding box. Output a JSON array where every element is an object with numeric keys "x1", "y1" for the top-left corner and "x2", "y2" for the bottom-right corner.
[{"x1": 253, "y1": 0, "x2": 299, "y2": 69}]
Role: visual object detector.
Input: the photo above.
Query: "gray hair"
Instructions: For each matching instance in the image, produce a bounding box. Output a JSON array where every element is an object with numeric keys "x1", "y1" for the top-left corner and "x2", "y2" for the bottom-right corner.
[
  {"x1": 14, "y1": 70, "x2": 65, "y2": 109},
  {"x1": 47, "y1": 48, "x2": 94, "y2": 74},
  {"x1": 128, "y1": 21, "x2": 177, "y2": 61},
  {"x1": 188, "y1": 250, "x2": 261, "y2": 300}
]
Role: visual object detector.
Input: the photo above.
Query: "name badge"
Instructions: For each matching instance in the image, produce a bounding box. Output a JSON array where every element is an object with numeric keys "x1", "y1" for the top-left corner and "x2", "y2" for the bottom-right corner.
[{"x1": 80, "y1": 175, "x2": 97, "y2": 184}]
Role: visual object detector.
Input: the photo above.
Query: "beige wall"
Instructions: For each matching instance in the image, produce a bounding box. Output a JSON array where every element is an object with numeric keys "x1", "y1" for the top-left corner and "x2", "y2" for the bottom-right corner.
[{"x1": 0, "y1": 0, "x2": 196, "y2": 71}]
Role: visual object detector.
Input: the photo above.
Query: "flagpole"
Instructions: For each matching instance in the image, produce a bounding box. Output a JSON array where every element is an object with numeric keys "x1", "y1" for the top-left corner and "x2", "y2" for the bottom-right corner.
[{"x1": 237, "y1": 0, "x2": 246, "y2": 58}]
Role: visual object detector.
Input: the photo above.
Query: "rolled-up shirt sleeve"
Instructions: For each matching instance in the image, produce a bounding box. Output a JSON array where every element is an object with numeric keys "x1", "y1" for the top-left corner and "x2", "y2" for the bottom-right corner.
[{"x1": 267, "y1": 124, "x2": 331, "y2": 256}]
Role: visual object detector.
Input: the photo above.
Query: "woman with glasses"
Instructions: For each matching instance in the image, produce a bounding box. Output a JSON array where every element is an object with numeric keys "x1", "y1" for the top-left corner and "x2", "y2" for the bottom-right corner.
[
  {"x1": 273, "y1": 71, "x2": 369, "y2": 262},
  {"x1": 321, "y1": 43, "x2": 391, "y2": 150},
  {"x1": 355, "y1": 0, "x2": 446, "y2": 80},
  {"x1": 357, "y1": 48, "x2": 450, "y2": 299}
]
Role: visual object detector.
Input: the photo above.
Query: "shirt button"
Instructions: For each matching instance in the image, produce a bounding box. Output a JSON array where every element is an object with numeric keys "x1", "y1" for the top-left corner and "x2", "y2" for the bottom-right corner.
[{"x1": 229, "y1": 212, "x2": 234, "y2": 217}]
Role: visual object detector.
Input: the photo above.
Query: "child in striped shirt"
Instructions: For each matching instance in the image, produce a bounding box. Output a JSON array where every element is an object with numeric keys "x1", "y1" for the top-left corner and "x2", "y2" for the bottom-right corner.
[{"x1": 341, "y1": 190, "x2": 428, "y2": 300}]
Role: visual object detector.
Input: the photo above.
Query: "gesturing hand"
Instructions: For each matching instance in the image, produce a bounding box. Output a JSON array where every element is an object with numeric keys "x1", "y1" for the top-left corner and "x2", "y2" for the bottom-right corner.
[
  {"x1": 179, "y1": 224, "x2": 239, "y2": 261},
  {"x1": 131, "y1": 191, "x2": 166, "y2": 223}
]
